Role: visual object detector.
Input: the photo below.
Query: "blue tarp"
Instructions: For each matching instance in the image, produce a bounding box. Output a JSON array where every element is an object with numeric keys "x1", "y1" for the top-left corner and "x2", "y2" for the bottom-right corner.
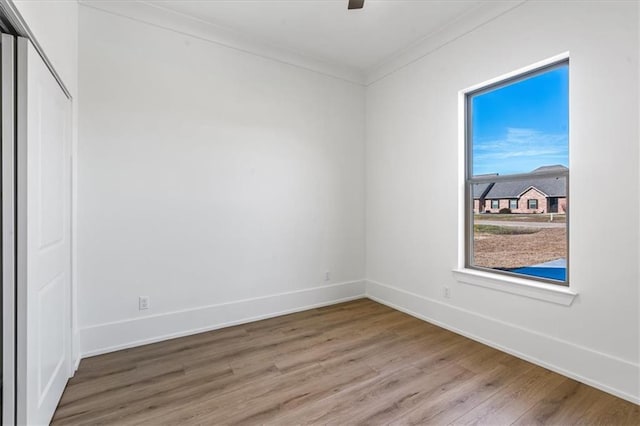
[{"x1": 510, "y1": 267, "x2": 566, "y2": 281}]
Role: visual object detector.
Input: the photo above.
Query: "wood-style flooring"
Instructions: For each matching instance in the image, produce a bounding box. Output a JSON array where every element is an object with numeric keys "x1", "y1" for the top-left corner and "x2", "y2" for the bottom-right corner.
[{"x1": 52, "y1": 299, "x2": 639, "y2": 425}]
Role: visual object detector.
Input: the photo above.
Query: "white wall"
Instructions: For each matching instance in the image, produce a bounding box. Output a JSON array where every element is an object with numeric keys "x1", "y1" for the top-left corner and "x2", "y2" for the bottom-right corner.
[
  {"x1": 77, "y1": 6, "x2": 366, "y2": 355},
  {"x1": 71, "y1": 0, "x2": 639, "y2": 404},
  {"x1": 365, "y1": 0, "x2": 639, "y2": 403}
]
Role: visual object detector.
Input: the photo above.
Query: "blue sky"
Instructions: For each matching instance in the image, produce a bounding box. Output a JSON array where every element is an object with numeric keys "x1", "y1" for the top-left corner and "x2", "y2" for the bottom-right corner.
[{"x1": 471, "y1": 64, "x2": 569, "y2": 176}]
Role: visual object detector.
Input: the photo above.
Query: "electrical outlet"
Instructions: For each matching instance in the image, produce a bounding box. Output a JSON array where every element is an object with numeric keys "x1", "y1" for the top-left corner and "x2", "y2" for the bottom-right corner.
[
  {"x1": 139, "y1": 296, "x2": 150, "y2": 310},
  {"x1": 443, "y1": 287, "x2": 451, "y2": 299},
  {"x1": 324, "y1": 271, "x2": 331, "y2": 281}
]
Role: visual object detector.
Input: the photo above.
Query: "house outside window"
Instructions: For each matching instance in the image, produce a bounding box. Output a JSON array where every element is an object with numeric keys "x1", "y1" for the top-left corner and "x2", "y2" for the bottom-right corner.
[{"x1": 466, "y1": 60, "x2": 569, "y2": 284}]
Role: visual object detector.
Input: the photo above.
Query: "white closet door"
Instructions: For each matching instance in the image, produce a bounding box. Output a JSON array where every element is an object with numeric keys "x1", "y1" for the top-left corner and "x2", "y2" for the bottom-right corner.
[{"x1": 16, "y1": 37, "x2": 72, "y2": 426}]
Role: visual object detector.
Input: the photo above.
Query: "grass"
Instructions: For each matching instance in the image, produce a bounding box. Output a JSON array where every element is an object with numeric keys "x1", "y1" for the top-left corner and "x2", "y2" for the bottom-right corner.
[
  {"x1": 474, "y1": 213, "x2": 566, "y2": 223},
  {"x1": 474, "y1": 224, "x2": 540, "y2": 235}
]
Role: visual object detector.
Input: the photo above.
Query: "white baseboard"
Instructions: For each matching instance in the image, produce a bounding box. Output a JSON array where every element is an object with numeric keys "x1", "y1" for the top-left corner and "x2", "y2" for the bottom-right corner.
[
  {"x1": 77, "y1": 277, "x2": 638, "y2": 405},
  {"x1": 365, "y1": 279, "x2": 640, "y2": 405},
  {"x1": 72, "y1": 329, "x2": 81, "y2": 374},
  {"x1": 80, "y1": 280, "x2": 366, "y2": 358}
]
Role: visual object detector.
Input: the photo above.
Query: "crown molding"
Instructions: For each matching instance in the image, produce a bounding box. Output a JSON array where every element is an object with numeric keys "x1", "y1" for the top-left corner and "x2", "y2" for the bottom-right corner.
[
  {"x1": 79, "y1": 1, "x2": 527, "y2": 88},
  {"x1": 364, "y1": 1, "x2": 527, "y2": 86},
  {"x1": 78, "y1": 0, "x2": 366, "y2": 86}
]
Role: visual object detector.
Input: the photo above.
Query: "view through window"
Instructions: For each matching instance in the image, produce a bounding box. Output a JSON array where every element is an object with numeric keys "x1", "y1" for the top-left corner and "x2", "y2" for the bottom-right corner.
[{"x1": 466, "y1": 61, "x2": 569, "y2": 284}]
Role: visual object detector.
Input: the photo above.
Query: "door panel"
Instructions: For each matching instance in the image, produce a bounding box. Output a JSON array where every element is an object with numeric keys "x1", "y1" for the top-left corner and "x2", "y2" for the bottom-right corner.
[
  {"x1": 38, "y1": 88, "x2": 66, "y2": 248},
  {"x1": 16, "y1": 37, "x2": 71, "y2": 426}
]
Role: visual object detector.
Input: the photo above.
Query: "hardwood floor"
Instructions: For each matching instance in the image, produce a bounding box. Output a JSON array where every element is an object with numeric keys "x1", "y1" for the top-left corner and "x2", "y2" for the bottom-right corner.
[{"x1": 52, "y1": 299, "x2": 639, "y2": 425}]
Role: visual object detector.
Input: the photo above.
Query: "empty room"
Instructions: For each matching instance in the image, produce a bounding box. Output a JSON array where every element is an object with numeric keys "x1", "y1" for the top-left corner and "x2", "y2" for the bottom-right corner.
[{"x1": 0, "y1": 0, "x2": 638, "y2": 424}]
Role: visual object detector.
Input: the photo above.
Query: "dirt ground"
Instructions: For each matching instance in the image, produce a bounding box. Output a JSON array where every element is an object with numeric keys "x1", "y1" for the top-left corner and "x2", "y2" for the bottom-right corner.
[{"x1": 473, "y1": 227, "x2": 567, "y2": 269}]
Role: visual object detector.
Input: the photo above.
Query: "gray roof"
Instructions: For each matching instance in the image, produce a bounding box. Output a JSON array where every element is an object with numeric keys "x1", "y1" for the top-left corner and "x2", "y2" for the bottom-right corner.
[
  {"x1": 473, "y1": 166, "x2": 567, "y2": 199},
  {"x1": 471, "y1": 174, "x2": 498, "y2": 198},
  {"x1": 531, "y1": 165, "x2": 568, "y2": 174},
  {"x1": 472, "y1": 182, "x2": 494, "y2": 198}
]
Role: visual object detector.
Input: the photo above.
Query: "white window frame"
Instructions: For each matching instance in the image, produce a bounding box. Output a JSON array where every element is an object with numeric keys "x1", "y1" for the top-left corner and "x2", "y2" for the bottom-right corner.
[{"x1": 454, "y1": 53, "x2": 577, "y2": 306}]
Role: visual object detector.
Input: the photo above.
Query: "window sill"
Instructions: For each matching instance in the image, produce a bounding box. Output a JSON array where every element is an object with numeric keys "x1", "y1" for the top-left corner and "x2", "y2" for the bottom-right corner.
[{"x1": 452, "y1": 268, "x2": 577, "y2": 306}]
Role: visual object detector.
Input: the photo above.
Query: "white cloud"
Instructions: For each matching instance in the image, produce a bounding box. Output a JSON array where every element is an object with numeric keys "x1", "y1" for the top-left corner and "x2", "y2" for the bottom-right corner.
[{"x1": 473, "y1": 127, "x2": 568, "y2": 175}]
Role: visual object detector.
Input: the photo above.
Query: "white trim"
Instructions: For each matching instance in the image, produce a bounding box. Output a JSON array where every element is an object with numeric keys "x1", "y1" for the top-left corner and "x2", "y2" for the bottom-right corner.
[
  {"x1": 77, "y1": 1, "x2": 527, "y2": 88},
  {"x1": 457, "y1": 87, "x2": 467, "y2": 268},
  {"x1": 14, "y1": 36, "x2": 28, "y2": 426},
  {"x1": 460, "y1": 51, "x2": 571, "y2": 95},
  {"x1": 80, "y1": 280, "x2": 366, "y2": 357},
  {"x1": 365, "y1": 279, "x2": 640, "y2": 405},
  {"x1": 1, "y1": 32, "x2": 16, "y2": 426},
  {"x1": 365, "y1": 1, "x2": 527, "y2": 85},
  {"x1": 78, "y1": 1, "x2": 365, "y2": 86},
  {"x1": 77, "y1": 278, "x2": 637, "y2": 403},
  {"x1": 73, "y1": 351, "x2": 81, "y2": 372},
  {"x1": 517, "y1": 185, "x2": 549, "y2": 198},
  {"x1": 70, "y1": 104, "x2": 80, "y2": 373},
  {"x1": 0, "y1": 0, "x2": 72, "y2": 99},
  {"x1": 452, "y1": 268, "x2": 577, "y2": 306},
  {"x1": 457, "y1": 52, "x2": 573, "y2": 300}
]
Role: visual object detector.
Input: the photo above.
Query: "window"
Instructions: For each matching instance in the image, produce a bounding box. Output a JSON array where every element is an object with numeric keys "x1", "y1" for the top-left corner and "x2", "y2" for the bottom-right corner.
[{"x1": 466, "y1": 60, "x2": 569, "y2": 285}]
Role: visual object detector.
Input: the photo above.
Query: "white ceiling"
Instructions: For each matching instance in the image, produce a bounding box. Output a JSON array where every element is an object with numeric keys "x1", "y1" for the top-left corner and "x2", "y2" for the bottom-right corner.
[{"x1": 141, "y1": 0, "x2": 485, "y2": 71}]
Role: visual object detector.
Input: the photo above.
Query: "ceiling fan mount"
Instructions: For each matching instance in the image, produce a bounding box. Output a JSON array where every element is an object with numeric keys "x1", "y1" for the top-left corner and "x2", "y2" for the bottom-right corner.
[{"x1": 348, "y1": 0, "x2": 365, "y2": 10}]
